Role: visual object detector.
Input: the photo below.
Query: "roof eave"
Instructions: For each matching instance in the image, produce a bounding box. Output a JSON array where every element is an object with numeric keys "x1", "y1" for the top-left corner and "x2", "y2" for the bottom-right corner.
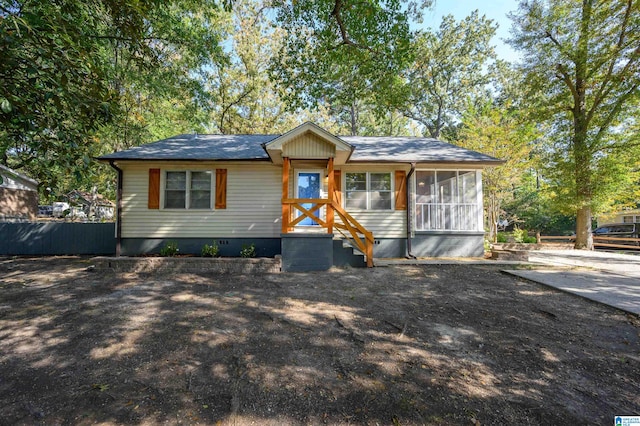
[
  {"x1": 97, "y1": 157, "x2": 272, "y2": 162},
  {"x1": 346, "y1": 159, "x2": 505, "y2": 167}
]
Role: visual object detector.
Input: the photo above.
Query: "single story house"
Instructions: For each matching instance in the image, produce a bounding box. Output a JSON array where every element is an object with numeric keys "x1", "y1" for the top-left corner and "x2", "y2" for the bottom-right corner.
[
  {"x1": 0, "y1": 164, "x2": 38, "y2": 221},
  {"x1": 99, "y1": 122, "x2": 502, "y2": 270},
  {"x1": 598, "y1": 208, "x2": 640, "y2": 226}
]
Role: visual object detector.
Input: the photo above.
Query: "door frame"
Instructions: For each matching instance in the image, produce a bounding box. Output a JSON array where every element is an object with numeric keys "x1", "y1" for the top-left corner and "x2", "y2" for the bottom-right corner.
[{"x1": 295, "y1": 169, "x2": 325, "y2": 226}]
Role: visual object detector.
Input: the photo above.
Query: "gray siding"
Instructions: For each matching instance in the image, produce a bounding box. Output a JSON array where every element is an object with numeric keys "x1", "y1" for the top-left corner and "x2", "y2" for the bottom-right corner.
[
  {"x1": 121, "y1": 238, "x2": 281, "y2": 257},
  {"x1": 281, "y1": 234, "x2": 333, "y2": 272},
  {"x1": 411, "y1": 232, "x2": 485, "y2": 257}
]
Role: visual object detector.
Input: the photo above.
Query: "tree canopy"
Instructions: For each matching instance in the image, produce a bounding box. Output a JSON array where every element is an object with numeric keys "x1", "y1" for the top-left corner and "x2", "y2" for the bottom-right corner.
[
  {"x1": 0, "y1": 0, "x2": 228, "y2": 198},
  {"x1": 399, "y1": 11, "x2": 498, "y2": 138},
  {"x1": 270, "y1": 0, "x2": 432, "y2": 134}
]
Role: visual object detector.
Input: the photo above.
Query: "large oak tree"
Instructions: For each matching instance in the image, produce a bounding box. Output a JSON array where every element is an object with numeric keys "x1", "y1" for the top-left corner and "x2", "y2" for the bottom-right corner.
[{"x1": 510, "y1": 0, "x2": 640, "y2": 249}]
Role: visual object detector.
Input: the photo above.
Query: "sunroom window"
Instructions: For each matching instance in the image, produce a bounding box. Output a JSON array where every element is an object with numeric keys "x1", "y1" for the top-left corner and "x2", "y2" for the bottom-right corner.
[
  {"x1": 345, "y1": 172, "x2": 392, "y2": 210},
  {"x1": 415, "y1": 170, "x2": 479, "y2": 231},
  {"x1": 164, "y1": 171, "x2": 212, "y2": 209}
]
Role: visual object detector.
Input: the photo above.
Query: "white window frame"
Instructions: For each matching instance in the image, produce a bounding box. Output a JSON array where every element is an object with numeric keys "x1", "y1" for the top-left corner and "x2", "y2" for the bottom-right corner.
[
  {"x1": 413, "y1": 169, "x2": 483, "y2": 232},
  {"x1": 344, "y1": 171, "x2": 393, "y2": 211},
  {"x1": 161, "y1": 170, "x2": 214, "y2": 210}
]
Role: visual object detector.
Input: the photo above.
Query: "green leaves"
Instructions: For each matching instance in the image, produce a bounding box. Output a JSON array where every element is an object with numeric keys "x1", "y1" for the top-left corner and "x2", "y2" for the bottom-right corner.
[
  {"x1": 0, "y1": 0, "x2": 228, "y2": 199},
  {"x1": 270, "y1": 0, "x2": 430, "y2": 118},
  {"x1": 509, "y1": 0, "x2": 640, "y2": 247},
  {"x1": 0, "y1": 98, "x2": 11, "y2": 114},
  {"x1": 398, "y1": 11, "x2": 498, "y2": 138}
]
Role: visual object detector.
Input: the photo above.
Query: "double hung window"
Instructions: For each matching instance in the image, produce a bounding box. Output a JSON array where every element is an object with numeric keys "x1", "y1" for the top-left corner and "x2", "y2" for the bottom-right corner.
[
  {"x1": 164, "y1": 171, "x2": 212, "y2": 209},
  {"x1": 345, "y1": 172, "x2": 392, "y2": 210},
  {"x1": 415, "y1": 170, "x2": 479, "y2": 231}
]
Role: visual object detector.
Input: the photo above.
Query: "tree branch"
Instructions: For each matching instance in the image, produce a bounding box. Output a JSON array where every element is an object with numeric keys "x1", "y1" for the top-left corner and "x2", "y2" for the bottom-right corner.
[
  {"x1": 544, "y1": 30, "x2": 574, "y2": 63},
  {"x1": 330, "y1": 0, "x2": 374, "y2": 52},
  {"x1": 555, "y1": 63, "x2": 578, "y2": 108},
  {"x1": 587, "y1": 0, "x2": 635, "y2": 123},
  {"x1": 591, "y1": 82, "x2": 639, "y2": 148}
]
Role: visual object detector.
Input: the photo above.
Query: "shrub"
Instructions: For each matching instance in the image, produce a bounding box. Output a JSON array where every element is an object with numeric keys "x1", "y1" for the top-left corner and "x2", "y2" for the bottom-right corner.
[
  {"x1": 201, "y1": 242, "x2": 220, "y2": 257},
  {"x1": 513, "y1": 228, "x2": 528, "y2": 243},
  {"x1": 523, "y1": 236, "x2": 538, "y2": 244},
  {"x1": 240, "y1": 243, "x2": 256, "y2": 258},
  {"x1": 496, "y1": 232, "x2": 508, "y2": 243},
  {"x1": 160, "y1": 241, "x2": 179, "y2": 257}
]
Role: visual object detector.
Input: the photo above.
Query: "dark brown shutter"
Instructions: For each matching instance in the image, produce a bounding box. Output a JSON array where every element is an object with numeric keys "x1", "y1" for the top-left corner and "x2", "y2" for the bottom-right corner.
[
  {"x1": 333, "y1": 170, "x2": 342, "y2": 204},
  {"x1": 215, "y1": 169, "x2": 227, "y2": 209},
  {"x1": 148, "y1": 168, "x2": 160, "y2": 209},
  {"x1": 395, "y1": 170, "x2": 407, "y2": 210}
]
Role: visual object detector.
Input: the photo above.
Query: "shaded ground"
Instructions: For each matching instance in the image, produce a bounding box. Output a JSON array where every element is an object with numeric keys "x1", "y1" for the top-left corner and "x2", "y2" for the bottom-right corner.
[{"x1": 0, "y1": 257, "x2": 638, "y2": 425}]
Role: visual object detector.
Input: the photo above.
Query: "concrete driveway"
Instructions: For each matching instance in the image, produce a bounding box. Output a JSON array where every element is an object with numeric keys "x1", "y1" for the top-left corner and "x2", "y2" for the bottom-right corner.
[{"x1": 504, "y1": 250, "x2": 640, "y2": 315}]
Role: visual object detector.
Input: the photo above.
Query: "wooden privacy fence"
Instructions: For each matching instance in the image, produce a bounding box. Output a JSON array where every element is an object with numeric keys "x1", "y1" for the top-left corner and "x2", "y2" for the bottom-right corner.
[{"x1": 540, "y1": 235, "x2": 640, "y2": 250}]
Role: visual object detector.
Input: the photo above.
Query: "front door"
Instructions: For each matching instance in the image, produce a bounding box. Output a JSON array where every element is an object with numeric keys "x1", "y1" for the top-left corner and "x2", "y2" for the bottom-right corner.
[{"x1": 296, "y1": 171, "x2": 323, "y2": 226}]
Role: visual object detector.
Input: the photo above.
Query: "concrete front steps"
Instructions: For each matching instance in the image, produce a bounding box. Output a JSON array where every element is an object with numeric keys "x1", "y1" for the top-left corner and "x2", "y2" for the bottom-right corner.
[{"x1": 333, "y1": 238, "x2": 367, "y2": 268}]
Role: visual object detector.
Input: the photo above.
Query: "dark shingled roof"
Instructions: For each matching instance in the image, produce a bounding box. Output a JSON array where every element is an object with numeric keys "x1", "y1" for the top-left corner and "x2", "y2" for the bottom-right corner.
[
  {"x1": 99, "y1": 133, "x2": 502, "y2": 164},
  {"x1": 341, "y1": 136, "x2": 500, "y2": 163},
  {"x1": 99, "y1": 134, "x2": 278, "y2": 161}
]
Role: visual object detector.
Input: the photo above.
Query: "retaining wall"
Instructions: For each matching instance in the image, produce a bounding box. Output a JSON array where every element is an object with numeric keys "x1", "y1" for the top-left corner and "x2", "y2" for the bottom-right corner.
[{"x1": 93, "y1": 256, "x2": 282, "y2": 274}]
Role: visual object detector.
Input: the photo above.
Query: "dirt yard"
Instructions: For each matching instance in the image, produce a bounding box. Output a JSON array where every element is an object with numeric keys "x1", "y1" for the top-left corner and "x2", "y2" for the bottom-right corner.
[{"x1": 0, "y1": 257, "x2": 638, "y2": 425}]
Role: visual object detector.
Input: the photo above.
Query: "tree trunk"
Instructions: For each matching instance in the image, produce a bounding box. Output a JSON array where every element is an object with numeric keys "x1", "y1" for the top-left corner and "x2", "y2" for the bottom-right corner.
[
  {"x1": 487, "y1": 192, "x2": 498, "y2": 243},
  {"x1": 575, "y1": 205, "x2": 593, "y2": 249},
  {"x1": 572, "y1": 0, "x2": 593, "y2": 251},
  {"x1": 349, "y1": 103, "x2": 357, "y2": 136}
]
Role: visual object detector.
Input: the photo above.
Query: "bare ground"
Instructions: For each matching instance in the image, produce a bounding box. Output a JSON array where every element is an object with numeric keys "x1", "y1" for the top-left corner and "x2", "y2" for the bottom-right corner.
[{"x1": 0, "y1": 257, "x2": 638, "y2": 425}]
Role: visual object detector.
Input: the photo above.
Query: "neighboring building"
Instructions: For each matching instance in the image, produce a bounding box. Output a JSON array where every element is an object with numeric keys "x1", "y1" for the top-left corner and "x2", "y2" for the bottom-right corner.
[
  {"x1": 99, "y1": 122, "x2": 502, "y2": 270},
  {"x1": 0, "y1": 164, "x2": 38, "y2": 221},
  {"x1": 66, "y1": 190, "x2": 115, "y2": 220},
  {"x1": 598, "y1": 208, "x2": 640, "y2": 226}
]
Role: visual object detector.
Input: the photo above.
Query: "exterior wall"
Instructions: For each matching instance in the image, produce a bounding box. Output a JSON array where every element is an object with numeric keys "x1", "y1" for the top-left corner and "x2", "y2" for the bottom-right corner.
[
  {"x1": 119, "y1": 161, "x2": 282, "y2": 238},
  {"x1": 343, "y1": 235, "x2": 483, "y2": 259},
  {"x1": 0, "y1": 187, "x2": 38, "y2": 221},
  {"x1": 372, "y1": 238, "x2": 406, "y2": 258},
  {"x1": 338, "y1": 164, "x2": 410, "y2": 238},
  {"x1": 121, "y1": 237, "x2": 281, "y2": 257},
  {"x1": 116, "y1": 160, "x2": 487, "y2": 259},
  {"x1": 411, "y1": 232, "x2": 485, "y2": 257},
  {"x1": 598, "y1": 209, "x2": 640, "y2": 225},
  {"x1": 281, "y1": 233, "x2": 333, "y2": 271}
]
